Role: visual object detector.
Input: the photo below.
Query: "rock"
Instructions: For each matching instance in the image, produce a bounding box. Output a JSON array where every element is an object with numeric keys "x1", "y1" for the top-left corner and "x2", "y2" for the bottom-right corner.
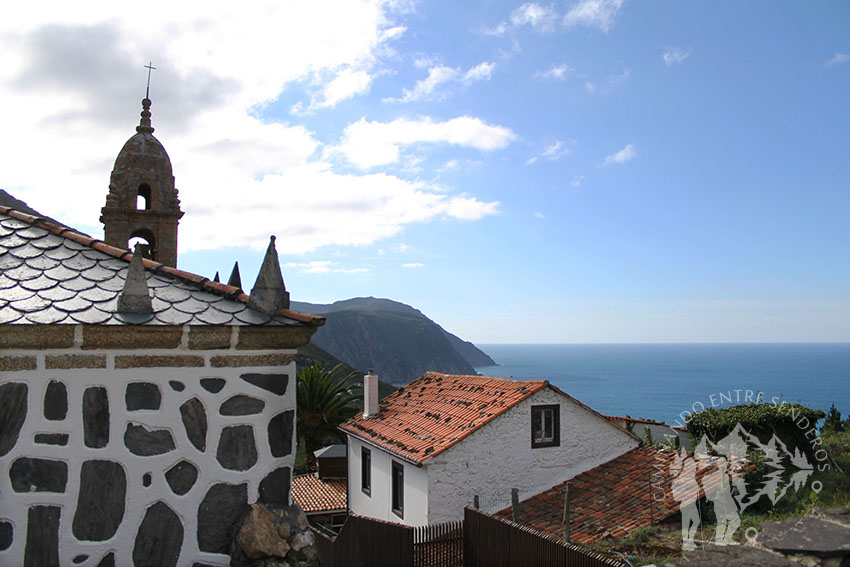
[
  {"x1": 0, "y1": 521, "x2": 13, "y2": 551},
  {"x1": 169, "y1": 380, "x2": 185, "y2": 391},
  {"x1": 24, "y1": 506, "x2": 60, "y2": 567},
  {"x1": 72, "y1": 460, "x2": 126, "y2": 541},
  {"x1": 73, "y1": 555, "x2": 88, "y2": 564},
  {"x1": 132, "y1": 501, "x2": 184, "y2": 567},
  {"x1": 83, "y1": 386, "x2": 109, "y2": 448},
  {"x1": 290, "y1": 530, "x2": 314, "y2": 552},
  {"x1": 34, "y1": 433, "x2": 68, "y2": 446},
  {"x1": 125, "y1": 382, "x2": 161, "y2": 411},
  {"x1": 240, "y1": 373, "x2": 289, "y2": 396},
  {"x1": 238, "y1": 504, "x2": 290, "y2": 559},
  {"x1": 267, "y1": 410, "x2": 294, "y2": 458},
  {"x1": 0, "y1": 382, "x2": 28, "y2": 456},
  {"x1": 197, "y1": 482, "x2": 249, "y2": 554},
  {"x1": 220, "y1": 395, "x2": 265, "y2": 416},
  {"x1": 216, "y1": 425, "x2": 258, "y2": 471},
  {"x1": 143, "y1": 473, "x2": 151, "y2": 487},
  {"x1": 760, "y1": 516, "x2": 850, "y2": 558},
  {"x1": 10, "y1": 457, "x2": 67, "y2": 492},
  {"x1": 277, "y1": 522, "x2": 291, "y2": 540},
  {"x1": 200, "y1": 378, "x2": 226, "y2": 393},
  {"x1": 96, "y1": 553, "x2": 116, "y2": 567},
  {"x1": 677, "y1": 545, "x2": 795, "y2": 566},
  {"x1": 124, "y1": 423, "x2": 176, "y2": 456},
  {"x1": 165, "y1": 460, "x2": 198, "y2": 495},
  {"x1": 180, "y1": 397, "x2": 207, "y2": 452},
  {"x1": 258, "y1": 467, "x2": 291, "y2": 506},
  {"x1": 43, "y1": 380, "x2": 66, "y2": 421}
]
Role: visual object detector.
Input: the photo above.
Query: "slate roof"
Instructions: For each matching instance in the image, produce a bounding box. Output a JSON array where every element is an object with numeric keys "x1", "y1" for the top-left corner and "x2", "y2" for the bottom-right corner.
[
  {"x1": 604, "y1": 414, "x2": 687, "y2": 432},
  {"x1": 340, "y1": 372, "x2": 551, "y2": 465},
  {"x1": 291, "y1": 474, "x2": 347, "y2": 514},
  {"x1": 498, "y1": 446, "x2": 732, "y2": 543},
  {"x1": 0, "y1": 206, "x2": 323, "y2": 327}
]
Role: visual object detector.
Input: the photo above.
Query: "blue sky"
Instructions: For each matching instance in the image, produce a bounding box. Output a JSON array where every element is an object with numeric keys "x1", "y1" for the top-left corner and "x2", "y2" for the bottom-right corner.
[{"x1": 1, "y1": 1, "x2": 848, "y2": 343}]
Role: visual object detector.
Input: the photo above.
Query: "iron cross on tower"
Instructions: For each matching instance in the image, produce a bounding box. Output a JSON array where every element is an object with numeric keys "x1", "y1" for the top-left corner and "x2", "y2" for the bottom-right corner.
[{"x1": 144, "y1": 62, "x2": 156, "y2": 98}]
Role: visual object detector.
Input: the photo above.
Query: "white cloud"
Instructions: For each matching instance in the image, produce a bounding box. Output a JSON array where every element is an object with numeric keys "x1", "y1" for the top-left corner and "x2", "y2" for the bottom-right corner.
[
  {"x1": 663, "y1": 47, "x2": 691, "y2": 67},
  {"x1": 533, "y1": 212, "x2": 545, "y2": 219},
  {"x1": 603, "y1": 143, "x2": 637, "y2": 165},
  {"x1": 402, "y1": 262, "x2": 425, "y2": 269},
  {"x1": 336, "y1": 116, "x2": 516, "y2": 169},
  {"x1": 511, "y1": 3, "x2": 558, "y2": 33},
  {"x1": 826, "y1": 52, "x2": 850, "y2": 67},
  {"x1": 535, "y1": 63, "x2": 571, "y2": 81},
  {"x1": 527, "y1": 139, "x2": 573, "y2": 164},
  {"x1": 480, "y1": 22, "x2": 509, "y2": 37},
  {"x1": 563, "y1": 0, "x2": 625, "y2": 32},
  {"x1": 464, "y1": 62, "x2": 496, "y2": 83},
  {"x1": 572, "y1": 175, "x2": 585, "y2": 187},
  {"x1": 283, "y1": 261, "x2": 368, "y2": 274},
  {"x1": 0, "y1": 1, "x2": 502, "y2": 255},
  {"x1": 387, "y1": 61, "x2": 495, "y2": 102}
]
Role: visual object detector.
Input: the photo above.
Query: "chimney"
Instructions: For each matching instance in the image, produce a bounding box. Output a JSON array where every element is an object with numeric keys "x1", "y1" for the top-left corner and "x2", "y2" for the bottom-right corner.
[{"x1": 363, "y1": 370, "x2": 379, "y2": 418}]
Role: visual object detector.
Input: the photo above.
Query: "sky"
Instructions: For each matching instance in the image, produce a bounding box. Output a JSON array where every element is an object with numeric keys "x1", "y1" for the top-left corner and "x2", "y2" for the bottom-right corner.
[{"x1": 1, "y1": 1, "x2": 848, "y2": 344}]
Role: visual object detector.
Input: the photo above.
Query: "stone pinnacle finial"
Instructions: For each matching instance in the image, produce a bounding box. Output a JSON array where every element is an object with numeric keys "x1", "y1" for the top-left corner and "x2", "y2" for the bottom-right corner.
[
  {"x1": 117, "y1": 244, "x2": 153, "y2": 313},
  {"x1": 247, "y1": 236, "x2": 290, "y2": 315},
  {"x1": 136, "y1": 98, "x2": 154, "y2": 134},
  {"x1": 228, "y1": 262, "x2": 242, "y2": 289}
]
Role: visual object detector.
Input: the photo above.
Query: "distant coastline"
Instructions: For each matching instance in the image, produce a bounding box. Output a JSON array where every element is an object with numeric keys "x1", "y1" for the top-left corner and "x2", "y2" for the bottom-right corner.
[{"x1": 475, "y1": 342, "x2": 850, "y2": 426}]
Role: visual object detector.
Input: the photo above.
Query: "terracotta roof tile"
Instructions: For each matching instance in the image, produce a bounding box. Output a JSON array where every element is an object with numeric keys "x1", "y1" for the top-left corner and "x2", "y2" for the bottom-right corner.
[
  {"x1": 499, "y1": 446, "x2": 735, "y2": 543},
  {"x1": 291, "y1": 474, "x2": 347, "y2": 514},
  {"x1": 0, "y1": 206, "x2": 324, "y2": 327},
  {"x1": 340, "y1": 372, "x2": 548, "y2": 464}
]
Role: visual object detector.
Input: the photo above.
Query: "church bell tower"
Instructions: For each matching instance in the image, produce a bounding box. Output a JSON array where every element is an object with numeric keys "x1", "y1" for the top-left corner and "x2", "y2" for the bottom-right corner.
[{"x1": 100, "y1": 96, "x2": 183, "y2": 267}]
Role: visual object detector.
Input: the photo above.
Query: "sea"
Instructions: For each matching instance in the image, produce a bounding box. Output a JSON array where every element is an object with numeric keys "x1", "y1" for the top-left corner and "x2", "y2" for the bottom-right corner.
[{"x1": 474, "y1": 343, "x2": 850, "y2": 427}]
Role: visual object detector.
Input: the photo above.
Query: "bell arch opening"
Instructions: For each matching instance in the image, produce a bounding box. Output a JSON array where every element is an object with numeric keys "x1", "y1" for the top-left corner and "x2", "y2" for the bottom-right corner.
[
  {"x1": 136, "y1": 183, "x2": 152, "y2": 210},
  {"x1": 128, "y1": 228, "x2": 156, "y2": 260}
]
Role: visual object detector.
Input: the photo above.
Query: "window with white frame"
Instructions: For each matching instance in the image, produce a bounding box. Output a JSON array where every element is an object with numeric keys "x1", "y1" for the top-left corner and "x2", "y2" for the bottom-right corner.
[{"x1": 531, "y1": 404, "x2": 560, "y2": 448}]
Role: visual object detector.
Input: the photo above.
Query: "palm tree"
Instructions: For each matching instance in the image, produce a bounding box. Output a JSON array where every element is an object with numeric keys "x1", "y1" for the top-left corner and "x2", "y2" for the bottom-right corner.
[{"x1": 297, "y1": 363, "x2": 361, "y2": 471}]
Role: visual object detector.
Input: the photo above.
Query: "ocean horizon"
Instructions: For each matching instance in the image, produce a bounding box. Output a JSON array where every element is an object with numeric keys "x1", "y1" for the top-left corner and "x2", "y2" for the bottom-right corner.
[{"x1": 474, "y1": 342, "x2": 850, "y2": 427}]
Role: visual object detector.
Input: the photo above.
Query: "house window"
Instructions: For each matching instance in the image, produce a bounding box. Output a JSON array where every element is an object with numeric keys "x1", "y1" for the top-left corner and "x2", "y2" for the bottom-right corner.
[
  {"x1": 391, "y1": 461, "x2": 404, "y2": 518},
  {"x1": 531, "y1": 404, "x2": 560, "y2": 448},
  {"x1": 361, "y1": 447, "x2": 371, "y2": 495}
]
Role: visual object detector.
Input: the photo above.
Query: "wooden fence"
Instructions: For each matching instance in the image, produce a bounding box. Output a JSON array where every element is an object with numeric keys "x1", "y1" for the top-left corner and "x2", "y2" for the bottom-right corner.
[
  {"x1": 313, "y1": 510, "x2": 622, "y2": 567},
  {"x1": 463, "y1": 508, "x2": 625, "y2": 567}
]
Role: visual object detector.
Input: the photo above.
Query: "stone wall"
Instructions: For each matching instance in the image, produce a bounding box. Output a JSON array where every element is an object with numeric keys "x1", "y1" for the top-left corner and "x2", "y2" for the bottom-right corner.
[{"x1": 0, "y1": 325, "x2": 300, "y2": 567}]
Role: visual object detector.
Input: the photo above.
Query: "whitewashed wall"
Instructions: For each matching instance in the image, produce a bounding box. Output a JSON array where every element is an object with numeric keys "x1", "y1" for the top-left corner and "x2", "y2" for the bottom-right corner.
[
  {"x1": 346, "y1": 436, "x2": 429, "y2": 527},
  {"x1": 425, "y1": 387, "x2": 639, "y2": 524},
  {"x1": 0, "y1": 346, "x2": 297, "y2": 567}
]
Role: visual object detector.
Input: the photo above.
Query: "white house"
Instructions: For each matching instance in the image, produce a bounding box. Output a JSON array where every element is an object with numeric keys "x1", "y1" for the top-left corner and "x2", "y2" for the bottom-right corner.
[{"x1": 340, "y1": 372, "x2": 639, "y2": 526}]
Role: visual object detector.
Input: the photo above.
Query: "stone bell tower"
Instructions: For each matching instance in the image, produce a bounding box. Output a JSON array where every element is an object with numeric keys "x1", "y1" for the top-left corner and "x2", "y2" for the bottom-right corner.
[{"x1": 100, "y1": 97, "x2": 183, "y2": 267}]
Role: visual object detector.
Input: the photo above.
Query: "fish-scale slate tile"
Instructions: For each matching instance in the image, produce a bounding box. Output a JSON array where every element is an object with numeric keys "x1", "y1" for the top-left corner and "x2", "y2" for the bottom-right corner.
[
  {"x1": 24, "y1": 255, "x2": 60, "y2": 270},
  {"x1": 12, "y1": 295, "x2": 52, "y2": 313},
  {"x1": 0, "y1": 309, "x2": 23, "y2": 323},
  {"x1": 5, "y1": 263, "x2": 40, "y2": 281},
  {"x1": 43, "y1": 263, "x2": 79, "y2": 281},
  {"x1": 96, "y1": 274, "x2": 126, "y2": 292},
  {"x1": 153, "y1": 309, "x2": 194, "y2": 325},
  {"x1": 63, "y1": 254, "x2": 98, "y2": 271},
  {"x1": 77, "y1": 285, "x2": 116, "y2": 303},
  {"x1": 59, "y1": 277, "x2": 96, "y2": 291},
  {"x1": 194, "y1": 308, "x2": 235, "y2": 325},
  {"x1": 10, "y1": 244, "x2": 44, "y2": 260},
  {"x1": 38, "y1": 285, "x2": 78, "y2": 302},
  {"x1": 25, "y1": 308, "x2": 70, "y2": 324},
  {"x1": 43, "y1": 245, "x2": 78, "y2": 260},
  {"x1": 0, "y1": 274, "x2": 17, "y2": 289},
  {"x1": 69, "y1": 305, "x2": 113, "y2": 324}
]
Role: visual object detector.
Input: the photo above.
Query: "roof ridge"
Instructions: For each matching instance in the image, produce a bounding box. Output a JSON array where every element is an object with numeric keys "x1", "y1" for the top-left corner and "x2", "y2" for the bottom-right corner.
[
  {"x1": 423, "y1": 371, "x2": 548, "y2": 385},
  {"x1": 0, "y1": 205, "x2": 323, "y2": 326}
]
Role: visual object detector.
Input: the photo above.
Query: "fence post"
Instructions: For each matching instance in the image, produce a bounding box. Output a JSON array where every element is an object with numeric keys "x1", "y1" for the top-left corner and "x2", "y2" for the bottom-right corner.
[
  {"x1": 473, "y1": 494, "x2": 479, "y2": 510},
  {"x1": 562, "y1": 481, "x2": 572, "y2": 543},
  {"x1": 511, "y1": 488, "x2": 519, "y2": 522}
]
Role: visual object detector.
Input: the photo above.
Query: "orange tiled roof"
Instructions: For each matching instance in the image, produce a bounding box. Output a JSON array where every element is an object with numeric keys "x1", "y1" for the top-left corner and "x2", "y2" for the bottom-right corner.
[
  {"x1": 340, "y1": 372, "x2": 548, "y2": 464},
  {"x1": 498, "y1": 446, "x2": 731, "y2": 543},
  {"x1": 291, "y1": 474, "x2": 347, "y2": 514},
  {"x1": 604, "y1": 414, "x2": 687, "y2": 432}
]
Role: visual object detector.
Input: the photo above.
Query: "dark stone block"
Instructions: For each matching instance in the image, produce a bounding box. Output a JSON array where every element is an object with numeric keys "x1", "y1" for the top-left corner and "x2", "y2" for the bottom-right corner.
[
  {"x1": 0, "y1": 521, "x2": 12, "y2": 551},
  {"x1": 200, "y1": 378, "x2": 226, "y2": 393},
  {"x1": 761, "y1": 516, "x2": 850, "y2": 557},
  {"x1": 258, "y1": 466, "x2": 291, "y2": 506},
  {"x1": 169, "y1": 380, "x2": 185, "y2": 391},
  {"x1": 96, "y1": 553, "x2": 116, "y2": 567},
  {"x1": 132, "y1": 501, "x2": 184, "y2": 567},
  {"x1": 73, "y1": 555, "x2": 88, "y2": 564},
  {"x1": 165, "y1": 460, "x2": 198, "y2": 495},
  {"x1": 43, "y1": 380, "x2": 67, "y2": 421},
  {"x1": 268, "y1": 410, "x2": 294, "y2": 458},
  {"x1": 125, "y1": 382, "x2": 161, "y2": 411},
  {"x1": 10, "y1": 457, "x2": 68, "y2": 492},
  {"x1": 216, "y1": 425, "x2": 258, "y2": 471},
  {"x1": 24, "y1": 506, "x2": 60, "y2": 567},
  {"x1": 219, "y1": 395, "x2": 265, "y2": 416},
  {"x1": 240, "y1": 373, "x2": 288, "y2": 395},
  {"x1": 124, "y1": 423, "x2": 176, "y2": 456},
  {"x1": 83, "y1": 386, "x2": 109, "y2": 448},
  {"x1": 143, "y1": 473, "x2": 151, "y2": 487},
  {"x1": 197, "y1": 482, "x2": 249, "y2": 554},
  {"x1": 180, "y1": 397, "x2": 207, "y2": 452},
  {"x1": 34, "y1": 432, "x2": 69, "y2": 446},
  {"x1": 72, "y1": 460, "x2": 126, "y2": 541},
  {"x1": 0, "y1": 382, "x2": 28, "y2": 456}
]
